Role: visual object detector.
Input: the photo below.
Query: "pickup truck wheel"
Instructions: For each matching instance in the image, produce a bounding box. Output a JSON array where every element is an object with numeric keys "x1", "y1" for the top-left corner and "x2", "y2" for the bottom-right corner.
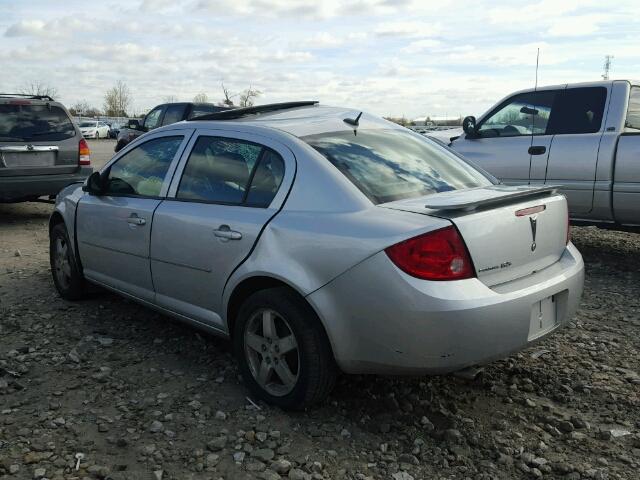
[
  {"x1": 50, "y1": 223, "x2": 86, "y2": 300},
  {"x1": 234, "y1": 287, "x2": 337, "y2": 410}
]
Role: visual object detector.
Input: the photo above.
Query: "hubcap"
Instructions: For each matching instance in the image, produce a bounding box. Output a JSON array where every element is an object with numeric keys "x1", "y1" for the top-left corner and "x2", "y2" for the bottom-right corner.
[
  {"x1": 244, "y1": 309, "x2": 300, "y2": 397},
  {"x1": 53, "y1": 236, "x2": 72, "y2": 290}
]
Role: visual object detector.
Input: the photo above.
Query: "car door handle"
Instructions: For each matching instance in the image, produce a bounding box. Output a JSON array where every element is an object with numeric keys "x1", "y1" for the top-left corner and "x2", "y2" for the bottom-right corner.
[
  {"x1": 127, "y1": 214, "x2": 146, "y2": 226},
  {"x1": 528, "y1": 146, "x2": 547, "y2": 155},
  {"x1": 214, "y1": 225, "x2": 242, "y2": 240}
]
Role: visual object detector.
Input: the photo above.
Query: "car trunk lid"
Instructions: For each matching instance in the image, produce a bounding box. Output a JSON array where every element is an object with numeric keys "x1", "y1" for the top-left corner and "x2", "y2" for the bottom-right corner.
[{"x1": 380, "y1": 185, "x2": 569, "y2": 287}]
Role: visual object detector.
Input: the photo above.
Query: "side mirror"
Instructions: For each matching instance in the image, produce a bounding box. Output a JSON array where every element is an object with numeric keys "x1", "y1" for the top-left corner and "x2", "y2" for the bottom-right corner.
[
  {"x1": 462, "y1": 116, "x2": 478, "y2": 137},
  {"x1": 82, "y1": 171, "x2": 106, "y2": 195},
  {"x1": 127, "y1": 119, "x2": 142, "y2": 130}
]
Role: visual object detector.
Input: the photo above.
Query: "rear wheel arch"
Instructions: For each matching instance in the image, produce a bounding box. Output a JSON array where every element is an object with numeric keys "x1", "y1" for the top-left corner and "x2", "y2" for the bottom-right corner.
[{"x1": 226, "y1": 276, "x2": 334, "y2": 355}]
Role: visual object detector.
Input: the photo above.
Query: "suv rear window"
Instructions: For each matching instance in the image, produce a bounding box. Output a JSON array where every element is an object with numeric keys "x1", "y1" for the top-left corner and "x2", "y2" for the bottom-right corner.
[
  {"x1": 304, "y1": 129, "x2": 492, "y2": 204},
  {"x1": 0, "y1": 103, "x2": 75, "y2": 142}
]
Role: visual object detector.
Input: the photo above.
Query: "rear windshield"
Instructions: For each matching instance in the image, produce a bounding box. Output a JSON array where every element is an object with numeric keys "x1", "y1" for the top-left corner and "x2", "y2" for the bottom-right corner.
[
  {"x1": 303, "y1": 129, "x2": 492, "y2": 204},
  {"x1": 0, "y1": 103, "x2": 75, "y2": 142}
]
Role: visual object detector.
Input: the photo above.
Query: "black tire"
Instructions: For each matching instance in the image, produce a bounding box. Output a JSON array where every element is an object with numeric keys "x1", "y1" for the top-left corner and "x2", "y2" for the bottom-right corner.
[
  {"x1": 50, "y1": 223, "x2": 86, "y2": 300},
  {"x1": 234, "y1": 287, "x2": 337, "y2": 410}
]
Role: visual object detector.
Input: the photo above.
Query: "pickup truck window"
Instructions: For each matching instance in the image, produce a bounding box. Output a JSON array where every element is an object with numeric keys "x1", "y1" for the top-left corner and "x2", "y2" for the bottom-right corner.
[
  {"x1": 143, "y1": 106, "x2": 164, "y2": 130},
  {"x1": 162, "y1": 104, "x2": 187, "y2": 126},
  {"x1": 477, "y1": 91, "x2": 555, "y2": 138},
  {"x1": 546, "y1": 87, "x2": 606, "y2": 135},
  {"x1": 626, "y1": 86, "x2": 640, "y2": 131}
]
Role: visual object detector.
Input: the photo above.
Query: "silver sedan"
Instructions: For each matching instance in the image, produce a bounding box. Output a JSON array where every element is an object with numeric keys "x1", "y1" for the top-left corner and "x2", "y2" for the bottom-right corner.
[{"x1": 49, "y1": 102, "x2": 584, "y2": 409}]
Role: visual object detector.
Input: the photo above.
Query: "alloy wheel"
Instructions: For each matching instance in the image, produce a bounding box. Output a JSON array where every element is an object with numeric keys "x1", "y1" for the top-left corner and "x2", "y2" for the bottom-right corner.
[
  {"x1": 53, "y1": 236, "x2": 72, "y2": 290},
  {"x1": 244, "y1": 308, "x2": 300, "y2": 397}
]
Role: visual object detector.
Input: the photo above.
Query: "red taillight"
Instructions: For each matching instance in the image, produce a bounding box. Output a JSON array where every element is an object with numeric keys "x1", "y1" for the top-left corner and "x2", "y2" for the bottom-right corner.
[
  {"x1": 385, "y1": 226, "x2": 475, "y2": 281},
  {"x1": 79, "y1": 138, "x2": 91, "y2": 166}
]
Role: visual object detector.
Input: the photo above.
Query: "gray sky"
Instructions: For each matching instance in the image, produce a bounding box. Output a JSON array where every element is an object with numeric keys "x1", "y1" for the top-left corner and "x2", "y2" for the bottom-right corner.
[{"x1": 2, "y1": 0, "x2": 638, "y2": 118}]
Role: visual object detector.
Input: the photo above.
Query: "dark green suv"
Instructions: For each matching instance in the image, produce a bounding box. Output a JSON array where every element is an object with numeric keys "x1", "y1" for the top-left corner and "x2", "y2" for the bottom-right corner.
[{"x1": 0, "y1": 94, "x2": 93, "y2": 203}]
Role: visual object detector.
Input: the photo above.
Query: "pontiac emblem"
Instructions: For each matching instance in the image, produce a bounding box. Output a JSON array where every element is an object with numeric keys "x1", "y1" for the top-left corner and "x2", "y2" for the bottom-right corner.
[{"x1": 529, "y1": 216, "x2": 537, "y2": 251}]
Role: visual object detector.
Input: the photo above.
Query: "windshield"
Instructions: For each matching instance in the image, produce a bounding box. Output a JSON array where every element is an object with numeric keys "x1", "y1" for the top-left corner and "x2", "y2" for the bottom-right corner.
[
  {"x1": 303, "y1": 129, "x2": 492, "y2": 204},
  {"x1": 79, "y1": 121, "x2": 97, "y2": 128},
  {"x1": 0, "y1": 104, "x2": 76, "y2": 142}
]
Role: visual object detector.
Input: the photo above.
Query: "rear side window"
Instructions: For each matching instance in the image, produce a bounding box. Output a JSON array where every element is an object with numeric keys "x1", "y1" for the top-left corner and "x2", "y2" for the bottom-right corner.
[
  {"x1": 546, "y1": 87, "x2": 607, "y2": 135},
  {"x1": 245, "y1": 150, "x2": 285, "y2": 207},
  {"x1": 177, "y1": 137, "x2": 263, "y2": 204},
  {"x1": 303, "y1": 129, "x2": 492, "y2": 205},
  {"x1": 0, "y1": 103, "x2": 75, "y2": 142},
  {"x1": 162, "y1": 104, "x2": 187, "y2": 126},
  {"x1": 105, "y1": 136, "x2": 183, "y2": 197},
  {"x1": 626, "y1": 86, "x2": 640, "y2": 131}
]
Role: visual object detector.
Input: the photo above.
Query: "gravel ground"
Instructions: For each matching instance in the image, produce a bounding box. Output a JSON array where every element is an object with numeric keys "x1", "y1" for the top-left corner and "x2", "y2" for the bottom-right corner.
[{"x1": 1, "y1": 195, "x2": 639, "y2": 480}]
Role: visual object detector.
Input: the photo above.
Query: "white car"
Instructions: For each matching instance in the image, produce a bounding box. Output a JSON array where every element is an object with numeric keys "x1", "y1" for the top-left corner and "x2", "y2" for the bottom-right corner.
[{"x1": 79, "y1": 121, "x2": 110, "y2": 139}]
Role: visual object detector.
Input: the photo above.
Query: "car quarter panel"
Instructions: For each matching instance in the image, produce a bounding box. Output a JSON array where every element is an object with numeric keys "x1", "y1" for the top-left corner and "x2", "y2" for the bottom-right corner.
[{"x1": 307, "y1": 243, "x2": 584, "y2": 374}]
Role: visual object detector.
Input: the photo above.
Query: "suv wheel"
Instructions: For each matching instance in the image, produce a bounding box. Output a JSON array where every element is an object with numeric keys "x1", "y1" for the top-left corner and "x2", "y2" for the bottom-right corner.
[
  {"x1": 234, "y1": 287, "x2": 336, "y2": 410},
  {"x1": 50, "y1": 223, "x2": 86, "y2": 300}
]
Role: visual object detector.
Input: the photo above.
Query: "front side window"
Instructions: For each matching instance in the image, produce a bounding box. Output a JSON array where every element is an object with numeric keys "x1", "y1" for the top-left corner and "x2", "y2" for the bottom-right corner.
[
  {"x1": 162, "y1": 104, "x2": 187, "y2": 126},
  {"x1": 105, "y1": 136, "x2": 183, "y2": 197},
  {"x1": 0, "y1": 104, "x2": 75, "y2": 142},
  {"x1": 546, "y1": 87, "x2": 607, "y2": 135},
  {"x1": 626, "y1": 86, "x2": 640, "y2": 131},
  {"x1": 143, "y1": 107, "x2": 164, "y2": 130},
  {"x1": 303, "y1": 129, "x2": 492, "y2": 205},
  {"x1": 477, "y1": 91, "x2": 556, "y2": 138}
]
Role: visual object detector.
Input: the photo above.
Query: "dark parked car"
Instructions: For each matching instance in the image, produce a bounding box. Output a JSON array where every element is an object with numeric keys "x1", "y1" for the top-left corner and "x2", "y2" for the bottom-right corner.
[
  {"x1": 0, "y1": 93, "x2": 92, "y2": 202},
  {"x1": 115, "y1": 102, "x2": 229, "y2": 152}
]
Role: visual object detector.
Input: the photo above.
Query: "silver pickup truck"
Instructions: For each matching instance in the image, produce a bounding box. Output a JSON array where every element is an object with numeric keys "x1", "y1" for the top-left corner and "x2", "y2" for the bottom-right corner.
[{"x1": 447, "y1": 80, "x2": 640, "y2": 230}]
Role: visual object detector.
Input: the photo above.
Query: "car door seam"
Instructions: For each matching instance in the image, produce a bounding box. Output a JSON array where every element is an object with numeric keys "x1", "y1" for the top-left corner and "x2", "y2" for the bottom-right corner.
[{"x1": 221, "y1": 146, "x2": 298, "y2": 296}]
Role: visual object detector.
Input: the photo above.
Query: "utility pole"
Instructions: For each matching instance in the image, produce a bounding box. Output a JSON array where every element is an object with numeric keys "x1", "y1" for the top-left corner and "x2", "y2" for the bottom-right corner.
[{"x1": 602, "y1": 55, "x2": 614, "y2": 80}]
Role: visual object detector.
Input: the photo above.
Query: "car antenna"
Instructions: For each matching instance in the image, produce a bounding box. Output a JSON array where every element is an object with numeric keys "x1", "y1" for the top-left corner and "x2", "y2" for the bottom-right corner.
[{"x1": 343, "y1": 111, "x2": 362, "y2": 127}]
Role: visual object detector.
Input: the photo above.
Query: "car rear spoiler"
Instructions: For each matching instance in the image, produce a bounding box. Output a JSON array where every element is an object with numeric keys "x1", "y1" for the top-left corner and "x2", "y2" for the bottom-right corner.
[{"x1": 423, "y1": 185, "x2": 559, "y2": 212}]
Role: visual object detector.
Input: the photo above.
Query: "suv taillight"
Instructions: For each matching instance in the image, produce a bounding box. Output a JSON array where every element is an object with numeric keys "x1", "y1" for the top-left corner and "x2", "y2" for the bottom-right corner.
[
  {"x1": 79, "y1": 138, "x2": 91, "y2": 166},
  {"x1": 385, "y1": 226, "x2": 475, "y2": 281}
]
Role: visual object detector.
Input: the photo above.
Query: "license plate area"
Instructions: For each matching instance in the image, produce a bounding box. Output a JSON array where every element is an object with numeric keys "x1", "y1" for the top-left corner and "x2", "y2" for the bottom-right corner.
[
  {"x1": 528, "y1": 295, "x2": 558, "y2": 341},
  {"x1": 2, "y1": 151, "x2": 56, "y2": 168}
]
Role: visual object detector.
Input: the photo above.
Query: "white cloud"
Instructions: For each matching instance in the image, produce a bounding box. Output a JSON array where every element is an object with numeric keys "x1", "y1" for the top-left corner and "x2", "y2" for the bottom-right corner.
[{"x1": 1, "y1": 0, "x2": 638, "y2": 118}]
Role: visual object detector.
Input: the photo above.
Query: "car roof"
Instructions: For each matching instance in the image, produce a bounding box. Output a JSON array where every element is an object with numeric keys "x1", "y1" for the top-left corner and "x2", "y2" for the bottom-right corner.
[{"x1": 165, "y1": 104, "x2": 399, "y2": 138}]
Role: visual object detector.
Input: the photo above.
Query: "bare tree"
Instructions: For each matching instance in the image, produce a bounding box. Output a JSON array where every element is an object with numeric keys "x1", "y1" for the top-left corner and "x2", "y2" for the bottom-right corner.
[
  {"x1": 163, "y1": 95, "x2": 179, "y2": 103},
  {"x1": 103, "y1": 80, "x2": 132, "y2": 117},
  {"x1": 220, "y1": 83, "x2": 235, "y2": 107},
  {"x1": 19, "y1": 80, "x2": 58, "y2": 99},
  {"x1": 69, "y1": 101, "x2": 91, "y2": 116},
  {"x1": 239, "y1": 86, "x2": 262, "y2": 108},
  {"x1": 193, "y1": 92, "x2": 208, "y2": 103}
]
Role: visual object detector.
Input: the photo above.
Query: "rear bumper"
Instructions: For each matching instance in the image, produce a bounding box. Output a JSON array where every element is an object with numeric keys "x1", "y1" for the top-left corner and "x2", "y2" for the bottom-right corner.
[
  {"x1": 307, "y1": 243, "x2": 584, "y2": 375},
  {"x1": 0, "y1": 167, "x2": 92, "y2": 202}
]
